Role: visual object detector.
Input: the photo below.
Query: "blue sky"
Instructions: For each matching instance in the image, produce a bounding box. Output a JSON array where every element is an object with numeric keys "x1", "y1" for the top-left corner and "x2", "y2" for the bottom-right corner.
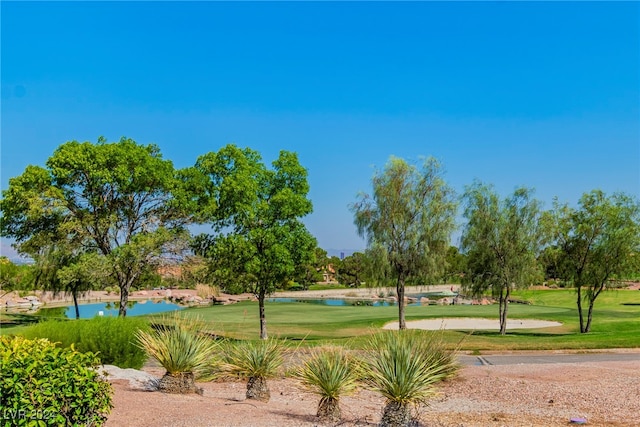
[{"x1": 2, "y1": 1, "x2": 639, "y2": 258}]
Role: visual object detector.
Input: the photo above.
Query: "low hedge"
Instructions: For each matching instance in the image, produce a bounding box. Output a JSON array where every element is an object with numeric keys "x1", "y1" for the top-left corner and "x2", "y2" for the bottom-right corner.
[
  {"x1": 22, "y1": 316, "x2": 149, "y2": 369},
  {"x1": 0, "y1": 335, "x2": 113, "y2": 426}
]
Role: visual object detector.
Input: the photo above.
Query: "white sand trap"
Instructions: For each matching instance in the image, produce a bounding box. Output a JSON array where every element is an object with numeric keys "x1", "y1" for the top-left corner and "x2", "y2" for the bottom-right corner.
[{"x1": 383, "y1": 318, "x2": 562, "y2": 330}]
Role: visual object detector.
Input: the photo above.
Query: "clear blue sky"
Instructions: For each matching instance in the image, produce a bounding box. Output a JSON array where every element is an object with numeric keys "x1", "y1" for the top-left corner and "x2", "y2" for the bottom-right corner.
[{"x1": 2, "y1": 1, "x2": 639, "y2": 259}]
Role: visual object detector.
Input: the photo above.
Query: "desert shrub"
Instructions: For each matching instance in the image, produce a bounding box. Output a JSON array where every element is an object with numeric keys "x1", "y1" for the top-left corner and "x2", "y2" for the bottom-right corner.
[
  {"x1": 0, "y1": 335, "x2": 113, "y2": 426},
  {"x1": 363, "y1": 330, "x2": 459, "y2": 427},
  {"x1": 135, "y1": 313, "x2": 219, "y2": 394},
  {"x1": 295, "y1": 346, "x2": 360, "y2": 423},
  {"x1": 221, "y1": 338, "x2": 284, "y2": 402},
  {"x1": 22, "y1": 316, "x2": 149, "y2": 369}
]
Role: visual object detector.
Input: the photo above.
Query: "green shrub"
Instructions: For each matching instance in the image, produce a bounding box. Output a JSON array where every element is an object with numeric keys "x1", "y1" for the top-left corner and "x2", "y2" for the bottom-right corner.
[
  {"x1": 22, "y1": 316, "x2": 149, "y2": 369},
  {"x1": 0, "y1": 335, "x2": 113, "y2": 426}
]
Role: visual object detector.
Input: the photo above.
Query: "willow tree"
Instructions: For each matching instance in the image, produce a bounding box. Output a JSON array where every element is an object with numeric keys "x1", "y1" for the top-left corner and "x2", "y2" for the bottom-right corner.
[
  {"x1": 194, "y1": 145, "x2": 316, "y2": 339},
  {"x1": 461, "y1": 183, "x2": 546, "y2": 335},
  {"x1": 552, "y1": 190, "x2": 640, "y2": 333},
  {"x1": 351, "y1": 156, "x2": 457, "y2": 330},
  {"x1": 0, "y1": 137, "x2": 191, "y2": 316}
]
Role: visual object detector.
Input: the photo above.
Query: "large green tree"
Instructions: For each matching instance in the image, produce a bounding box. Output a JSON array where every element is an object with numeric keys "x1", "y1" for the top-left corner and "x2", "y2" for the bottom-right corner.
[
  {"x1": 0, "y1": 257, "x2": 33, "y2": 297},
  {"x1": 293, "y1": 247, "x2": 325, "y2": 290},
  {"x1": 443, "y1": 246, "x2": 467, "y2": 284},
  {"x1": 336, "y1": 252, "x2": 367, "y2": 287},
  {"x1": 552, "y1": 190, "x2": 640, "y2": 333},
  {"x1": 195, "y1": 144, "x2": 316, "y2": 339},
  {"x1": 461, "y1": 183, "x2": 546, "y2": 335},
  {"x1": 0, "y1": 137, "x2": 190, "y2": 316},
  {"x1": 351, "y1": 156, "x2": 457, "y2": 330}
]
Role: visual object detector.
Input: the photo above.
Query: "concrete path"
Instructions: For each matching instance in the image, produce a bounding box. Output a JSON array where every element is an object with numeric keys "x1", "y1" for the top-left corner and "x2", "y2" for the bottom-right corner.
[{"x1": 458, "y1": 351, "x2": 640, "y2": 366}]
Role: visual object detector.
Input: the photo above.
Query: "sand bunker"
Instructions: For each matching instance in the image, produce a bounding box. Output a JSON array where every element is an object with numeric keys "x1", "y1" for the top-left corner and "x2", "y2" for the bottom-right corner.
[{"x1": 383, "y1": 318, "x2": 562, "y2": 330}]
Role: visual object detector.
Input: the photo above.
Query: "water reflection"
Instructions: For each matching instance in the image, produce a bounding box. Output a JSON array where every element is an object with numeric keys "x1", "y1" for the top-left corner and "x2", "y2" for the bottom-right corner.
[{"x1": 37, "y1": 300, "x2": 183, "y2": 319}]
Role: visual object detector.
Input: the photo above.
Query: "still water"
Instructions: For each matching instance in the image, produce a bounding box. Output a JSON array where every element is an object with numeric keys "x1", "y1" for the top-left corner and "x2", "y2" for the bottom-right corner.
[
  {"x1": 37, "y1": 299, "x2": 184, "y2": 319},
  {"x1": 266, "y1": 298, "x2": 422, "y2": 307}
]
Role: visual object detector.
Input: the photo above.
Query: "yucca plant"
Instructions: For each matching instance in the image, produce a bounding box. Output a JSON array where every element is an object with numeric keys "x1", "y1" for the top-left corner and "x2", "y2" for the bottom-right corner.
[
  {"x1": 295, "y1": 346, "x2": 360, "y2": 423},
  {"x1": 135, "y1": 313, "x2": 218, "y2": 394},
  {"x1": 221, "y1": 338, "x2": 284, "y2": 402},
  {"x1": 363, "y1": 330, "x2": 459, "y2": 427}
]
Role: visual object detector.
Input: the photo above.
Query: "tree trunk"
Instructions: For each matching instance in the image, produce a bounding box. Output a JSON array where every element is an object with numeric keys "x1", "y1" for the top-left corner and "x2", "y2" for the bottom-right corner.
[
  {"x1": 258, "y1": 288, "x2": 267, "y2": 340},
  {"x1": 577, "y1": 286, "x2": 586, "y2": 333},
  {"x1": 72, "y1": 290, "x2": 80, "y2": 320},
  {"x1": 584, "y1": 296, "x2": 596, "y2": 333},
  {"x1": 380, "y1": 400, "x2": 411, "y2": 427},
  {"x1": 118, "y1": 285, "x2": 129, "y2": 317},
  {"x1": 317, "y1": 397, "x2": 341, "y2": 423},
  {"x1": 397, "y1": 276, "x2": 406, "y2": 330},
  {"x1": 246, "y1": 376, "x2": 270, "y2": 402},
  {"x1": 499, "y1": 285, "x2": 509, "y2": 335}
]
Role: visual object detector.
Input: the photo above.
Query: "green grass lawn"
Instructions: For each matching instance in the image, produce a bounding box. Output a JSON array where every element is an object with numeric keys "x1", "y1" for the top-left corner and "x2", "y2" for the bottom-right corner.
[
  {"x1": 5, "y1": 289, "x2": 640, "y2": 351},
  {"x1": 169, "y1": 288, "x2": 640, "y2": 351}
]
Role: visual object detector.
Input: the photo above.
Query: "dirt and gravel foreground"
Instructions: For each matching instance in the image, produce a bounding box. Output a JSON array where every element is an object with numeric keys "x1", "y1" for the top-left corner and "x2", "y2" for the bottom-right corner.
[{"x1": 105, "y1": 359, "x2": 639, "y2": 427}]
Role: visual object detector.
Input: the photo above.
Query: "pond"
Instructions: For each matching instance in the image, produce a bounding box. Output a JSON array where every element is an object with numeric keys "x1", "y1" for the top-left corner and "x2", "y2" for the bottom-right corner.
[
  {"x1": 267, "y1": 298, "x2": 423, "y2": 307},
  {"x1": 36, "y1": 299, "x2": 184, "y2": 319}
]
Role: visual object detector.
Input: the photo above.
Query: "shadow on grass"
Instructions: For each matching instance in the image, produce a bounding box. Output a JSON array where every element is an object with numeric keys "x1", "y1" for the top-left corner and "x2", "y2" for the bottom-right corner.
[
  {"x1": 0, "y1": 313, "x2": 49, "y2": 326},
  {"x1": 466, "y1": 330, "x2": 575, "y2": 338}
]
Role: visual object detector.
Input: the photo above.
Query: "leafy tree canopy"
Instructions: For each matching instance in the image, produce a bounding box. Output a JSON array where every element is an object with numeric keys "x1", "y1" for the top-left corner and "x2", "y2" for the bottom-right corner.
[
  {"x1": 0, "y1": 137, "x2": 191, "y2": 316},
  {"x1": 551, "y1": 190, "x2": 640, "y2": 333},
  {"x1": 194, "y1": 145, "x2": 316, "y2": 339},
  {"x1": 461, "y1": 182, "x2": 546, "y2": 335},
  {"x1": 351, "y1": 156, "x2": 457, "y2": 329}
]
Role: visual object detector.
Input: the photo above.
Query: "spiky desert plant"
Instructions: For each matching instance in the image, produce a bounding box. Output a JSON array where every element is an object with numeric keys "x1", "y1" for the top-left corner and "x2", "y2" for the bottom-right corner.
[
  {"x1": 363, "y1": 330, "x2": 458, "y2": 427},
  {"x1": 418, "y1": 329, "x2": 460, "y2": 381},
  {"x1": 222, "y1": 338, "x2": 284, "y2": 402},
  {"x1": 295, "y1": 346, "x2": 360, "y2": 423},
  {"x1": 135, "y1": 313, "x2": 218, "y2": 394}
]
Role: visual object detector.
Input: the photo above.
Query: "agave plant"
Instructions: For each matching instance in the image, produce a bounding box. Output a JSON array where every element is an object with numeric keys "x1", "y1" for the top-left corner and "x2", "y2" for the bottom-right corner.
[
  {"x1": 135, "y1": 313, "x2": 218, "y2": 394},
  {"x1": 295, "y1": 347, "x2": 360, "y2": 423},
  {"x1": 363, "y1": 330, "x2": 459, "y2": 427},
  {"x1": 221, "y1": 338, "x2": 284, "y2": 402}
]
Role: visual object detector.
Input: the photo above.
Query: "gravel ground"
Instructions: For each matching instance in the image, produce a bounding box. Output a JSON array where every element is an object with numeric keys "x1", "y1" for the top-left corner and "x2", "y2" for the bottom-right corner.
[{"x1": 105, "y1": 359, "x2": 640, "y2": 427}]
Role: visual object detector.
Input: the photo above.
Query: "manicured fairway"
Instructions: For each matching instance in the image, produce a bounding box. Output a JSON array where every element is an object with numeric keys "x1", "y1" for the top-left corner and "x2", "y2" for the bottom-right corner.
[
  {"x1": 5, "y1": 289, "x2": 639, "y2": 351},
  {"x1": 174, "y1": 289, "x2": 640, "y2": 350}
]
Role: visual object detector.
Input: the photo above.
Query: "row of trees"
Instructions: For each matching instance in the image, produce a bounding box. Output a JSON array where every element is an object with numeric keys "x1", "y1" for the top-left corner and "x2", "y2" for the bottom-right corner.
[
  {"x1": 2, "y1": 137, "x2": 639, "y2": 337},
  {"x1": 1, "y1": 138, "x2": 316, "y2": 340},
  {"x1": 350, "y1": 156, "x2": 639, "y2": 335}
]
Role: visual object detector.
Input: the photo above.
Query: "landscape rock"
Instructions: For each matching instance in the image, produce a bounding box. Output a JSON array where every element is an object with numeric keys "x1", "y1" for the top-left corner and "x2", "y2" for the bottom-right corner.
[{"x1": 99, "y1": 365, "x2": 159, "y2": 391}]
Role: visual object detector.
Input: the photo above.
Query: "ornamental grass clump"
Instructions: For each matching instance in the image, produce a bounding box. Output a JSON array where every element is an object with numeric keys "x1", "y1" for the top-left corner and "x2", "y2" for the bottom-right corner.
[
  {"x1": 295, "y1": 346, "x2": 360, "y2": 423},
  {"x1": 364, "y1": 330, "x2": 459, "y2": 427},
  {"x1": 135, "y1": 313, "x2": 218, "y2": 394},
  {"x1": 221, "y1": 338, "x2": 284, "y2": 402}
]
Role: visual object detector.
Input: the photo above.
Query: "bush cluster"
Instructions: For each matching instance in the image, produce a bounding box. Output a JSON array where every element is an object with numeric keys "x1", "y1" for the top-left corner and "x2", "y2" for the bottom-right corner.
[
  {"x1": 22, "y1": 316, "x2": 150, "y2": 369},
  {"x1": 0, "y1": 336, "x2": 113, "y2": 426}
]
